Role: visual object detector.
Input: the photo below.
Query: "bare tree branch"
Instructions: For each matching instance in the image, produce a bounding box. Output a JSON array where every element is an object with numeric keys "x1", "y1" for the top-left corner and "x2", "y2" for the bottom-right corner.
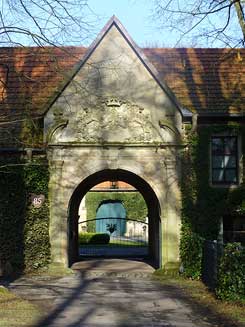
[
  {"x1": 233, "y1": 0, "x2": 245, "y2": 44},
  {"x1": 0, "y1": 0, "x2": 98, "y2": 150},
  {"x1": 151, "y1": 0, "x2": 245, "y2": 47},
  {"x1": 0, "y1": 0, "x2": 96, "y2": 46}
]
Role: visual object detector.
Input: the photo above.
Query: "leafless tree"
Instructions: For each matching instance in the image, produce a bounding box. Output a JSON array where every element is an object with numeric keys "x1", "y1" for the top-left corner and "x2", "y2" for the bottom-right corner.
[
  {"x1": 151, "y1": 0, "x2": 245, "y2": 47},
  {"x1": 0, "y1": 0, "x2": 96, "y2": 46},
  {"x1": 0, "y1": 0, "x2": 99, "y2": 149}
]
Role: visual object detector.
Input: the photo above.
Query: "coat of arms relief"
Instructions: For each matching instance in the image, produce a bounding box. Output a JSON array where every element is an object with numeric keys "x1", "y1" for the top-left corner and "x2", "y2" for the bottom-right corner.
[{"x1": 49, "y1": 98, "x2": 163, "y2": 144}]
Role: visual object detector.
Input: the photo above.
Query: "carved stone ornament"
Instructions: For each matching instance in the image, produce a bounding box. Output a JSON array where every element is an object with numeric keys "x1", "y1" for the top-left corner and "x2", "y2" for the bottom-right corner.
[
  {"x1": 46, "y1": 106, "x2": 68, "y2": 143},
  {"x1": 49, "y1": 98, "x2": 163, "y2": 144}
]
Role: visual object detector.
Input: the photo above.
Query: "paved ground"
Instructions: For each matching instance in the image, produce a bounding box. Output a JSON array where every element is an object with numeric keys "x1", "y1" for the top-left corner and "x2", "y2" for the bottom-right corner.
[
  {"x1": 79, "y1": 246, "x2": 148, "y2": 257},
  {"x1": 2, "y1": 259, "x2": 235, "y2": 327},
  {"x1": 72, "y1": 258, "x2": 154, "y2": 277}
]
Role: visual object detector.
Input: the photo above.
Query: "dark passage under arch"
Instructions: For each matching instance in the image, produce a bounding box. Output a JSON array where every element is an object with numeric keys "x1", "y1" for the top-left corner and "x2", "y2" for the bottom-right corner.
[{"x1": 68, "y1": 169, "x2": 161, "y2": 268}]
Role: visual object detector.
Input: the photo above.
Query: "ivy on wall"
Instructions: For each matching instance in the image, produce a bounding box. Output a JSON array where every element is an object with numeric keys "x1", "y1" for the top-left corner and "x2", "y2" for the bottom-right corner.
[
  {"x1": 0, "y1": 157, "x2": 26, "y2": 272},
  {"x1": 23, "y1": 161, "x2": 50, "y2": 271},
  {"x1": 216, "y1": 243, "x2": 245, "y2": 302},
  {"x1": 0, "y1": 157, "x2": 50, "y2": 273},
  {"x1": 20, "y1": 115, "x2": 43, "y2": 148},
  {"x1": 181, "y1": 124, "x2": 245, "y2": 279},
  {"x1": 1, "y1": 123, "x2": 245, "y2": 279}
]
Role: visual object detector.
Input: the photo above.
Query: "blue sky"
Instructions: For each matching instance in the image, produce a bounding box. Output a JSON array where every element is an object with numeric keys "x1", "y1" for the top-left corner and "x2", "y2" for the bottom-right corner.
[
  {"x1": 87, "y1": 0, "x2": 170, "y2": 47},
  {"x1": 86, "y1": 0, "x2": 242, "y2": 48},
  {"x1": 2, "y1": 0, "x2": 242, "y2": 47},
  {"x1": 3, "y1": 0, "x2": 173, "y2": 47}
]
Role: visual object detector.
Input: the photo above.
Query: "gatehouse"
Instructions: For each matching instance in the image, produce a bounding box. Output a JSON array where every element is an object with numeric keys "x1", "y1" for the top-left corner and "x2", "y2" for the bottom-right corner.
[
  {"x1": 2, "y1": 16, "x2": 243, "y2": 275},
  {"x1": 45, "y1": 17, "x2": 183, "y2": 269}
]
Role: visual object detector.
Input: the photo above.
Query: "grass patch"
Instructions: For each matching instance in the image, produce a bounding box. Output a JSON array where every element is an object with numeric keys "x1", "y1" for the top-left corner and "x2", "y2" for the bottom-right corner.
[
  {"x1": 0, "y1": 286, "x2": 42, "y2": 327},
  {"x1": 153, "y1": 271, "x2": 245, "y2": 326}
]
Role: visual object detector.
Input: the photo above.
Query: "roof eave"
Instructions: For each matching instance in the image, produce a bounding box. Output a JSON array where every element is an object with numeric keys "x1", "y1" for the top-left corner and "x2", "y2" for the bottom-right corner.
[{"x1": 197, "y1": 111, "x2": 245, "y2": 117}]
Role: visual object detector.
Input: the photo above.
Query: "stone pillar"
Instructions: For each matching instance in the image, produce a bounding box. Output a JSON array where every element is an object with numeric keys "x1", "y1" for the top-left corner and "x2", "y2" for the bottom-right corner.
[
  {"x1": 48, "y1": 159, "x2": 68, "y2": 267},
  {"x1": 162, "y1": 154, "x2": 181, "y2": 272}
]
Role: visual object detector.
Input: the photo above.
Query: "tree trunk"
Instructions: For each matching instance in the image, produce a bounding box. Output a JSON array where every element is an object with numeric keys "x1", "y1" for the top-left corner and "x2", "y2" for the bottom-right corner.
[{"x1": 232, "y1": 0, "x2": 245, "y2": 45}]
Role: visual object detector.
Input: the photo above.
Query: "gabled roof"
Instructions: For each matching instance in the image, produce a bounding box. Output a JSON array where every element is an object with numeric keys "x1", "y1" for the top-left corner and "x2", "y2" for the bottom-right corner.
[
  {"x1": 144, "y1": 47, "x2": 245, "y2": 115},
  {"x1": 46, "y1": 16, "x2": 183, "y2": 115},
  {"x1": 0, "y1": 18, "x2": 245, "y2": 126},
  {"x1": 0, "y1": 46, "x2": 86, "y2": 122}
]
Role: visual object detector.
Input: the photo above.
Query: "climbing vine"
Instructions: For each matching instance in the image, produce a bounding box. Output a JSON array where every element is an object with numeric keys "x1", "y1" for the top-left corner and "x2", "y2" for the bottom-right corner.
[
  {"x1": 181, "y1": 124, "x2": 245, "y2": 279},
  {"x1": 216, "y1": 243, "x2": 245, "y2": 302},
  {"x1": 0, "y1": 156, "x2": 50, "y2": 273},
  {"x1": 23, "y1": 160, "x2": 50, "y2": 271}
]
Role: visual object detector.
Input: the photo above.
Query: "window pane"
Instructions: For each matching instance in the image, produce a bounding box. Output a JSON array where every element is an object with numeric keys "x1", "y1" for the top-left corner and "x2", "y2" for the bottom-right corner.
[
  {"x1": 211, "y1": 136, "x2": 238, "y2": 185},
  {"x1": 212, "y1": 169, "x2": 224, "y2": 182},
  {"x1": 225, "y1": 170, "x2": 237, "y2": 183},
  {"x1": 212, "y1": 138, "x2": 223, "y2": 154},
  {"x1": 212, "y1": 156, "x2": 224, "y2": 168},
  {"x1": 224, "y1": 137, "x2": 236, "y2": 155},
  {"x1": 224, "y1": 156, "x2": 236, "y2": 168}
]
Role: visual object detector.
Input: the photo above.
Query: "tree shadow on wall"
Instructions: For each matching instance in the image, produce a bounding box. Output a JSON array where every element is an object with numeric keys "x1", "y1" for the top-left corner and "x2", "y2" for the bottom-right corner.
[
  {"x1": 0, "y1": 46, "x2": 84, "y2": 279},
  {"x1": 165, "y1": 48, "x2": 245, "y2": 265}
]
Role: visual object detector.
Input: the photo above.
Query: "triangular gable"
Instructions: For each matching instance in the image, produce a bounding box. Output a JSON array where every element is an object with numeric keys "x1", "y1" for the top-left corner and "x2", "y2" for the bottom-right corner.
[{"x1": 46, "y1": 16, "x2": 183, "y2": 116}]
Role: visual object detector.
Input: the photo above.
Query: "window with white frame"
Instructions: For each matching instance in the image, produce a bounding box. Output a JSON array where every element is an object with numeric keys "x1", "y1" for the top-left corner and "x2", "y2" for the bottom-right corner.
[{"x1": 211, "y1": 136, "x2": 238, "y2": 185}]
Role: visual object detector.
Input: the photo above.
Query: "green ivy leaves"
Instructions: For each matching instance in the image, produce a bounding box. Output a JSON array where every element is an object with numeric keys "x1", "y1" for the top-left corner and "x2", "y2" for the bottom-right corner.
[{"x1": 216, "y1": 243, "x2": 245, "y2": 302}]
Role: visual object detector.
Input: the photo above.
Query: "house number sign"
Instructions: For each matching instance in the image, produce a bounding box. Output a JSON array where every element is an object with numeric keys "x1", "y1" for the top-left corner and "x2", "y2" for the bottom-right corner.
[{"x1": 30, "y1": 194, "x2": 45, "y2": 208}]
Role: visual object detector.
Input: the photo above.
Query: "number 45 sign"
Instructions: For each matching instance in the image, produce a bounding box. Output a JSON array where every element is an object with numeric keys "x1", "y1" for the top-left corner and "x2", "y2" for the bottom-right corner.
[{"x1": 30, "y1": 194, "x2": 45, "y2": 208}]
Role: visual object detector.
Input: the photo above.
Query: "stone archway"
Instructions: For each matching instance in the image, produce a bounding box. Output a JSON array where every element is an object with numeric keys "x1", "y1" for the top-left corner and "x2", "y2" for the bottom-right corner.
[
  {"x1": 67, "y1": 169, "x2": 161, "y2": 267},
  {"x1": 48, "y1": 144, "x2": 181, "y2": 271},
  {"x1": 46, "y1": 17, "x2": 183, "y2": 272}
]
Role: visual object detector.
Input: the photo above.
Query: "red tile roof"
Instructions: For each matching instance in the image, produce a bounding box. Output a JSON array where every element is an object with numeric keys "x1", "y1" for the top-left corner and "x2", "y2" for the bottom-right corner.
[
  {"x1": 144, "y1": 48, "x2": 245, "y2": 114},
  {"x1": 0, "y1": 46, "x2": 86, "y2": 122},
  {"x1": 92, "y1": 181, "x2": 135, "y2": 190},
  {"x1": 0, "y1": 46, "x2": 244, "y2": 123}
]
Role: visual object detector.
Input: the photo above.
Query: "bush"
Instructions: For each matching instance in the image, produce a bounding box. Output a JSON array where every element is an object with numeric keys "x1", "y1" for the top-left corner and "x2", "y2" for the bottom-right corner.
[
  {"x1": 79, "y1": 233, "x2": 110, "y2": 245},
  {"x1": 180, "y1": 226, "x2": 204, "y2": 279},
  {"x1": 216, "y1": 243, "x2": 245, "y2": 302}
]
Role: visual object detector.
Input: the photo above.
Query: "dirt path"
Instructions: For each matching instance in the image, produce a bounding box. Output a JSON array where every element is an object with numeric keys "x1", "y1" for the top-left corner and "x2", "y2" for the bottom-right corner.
[{"x1": 3, "y1": 259, "x2": 241, "y2": 327}]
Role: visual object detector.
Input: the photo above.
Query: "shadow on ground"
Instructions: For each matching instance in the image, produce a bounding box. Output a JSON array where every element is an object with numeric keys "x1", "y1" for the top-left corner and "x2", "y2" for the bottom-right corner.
[{"x1": 2, "y1": 259, "x2": 242, "y2": 327}]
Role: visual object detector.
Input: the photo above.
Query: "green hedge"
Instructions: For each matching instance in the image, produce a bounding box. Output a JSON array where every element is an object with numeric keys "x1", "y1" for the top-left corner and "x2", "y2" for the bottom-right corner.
[
  {"x1": 181, "y1": 124, "x2": 245, "y2": 279},
  {"x1": 216, "y1": 243, "x2": 245, "y2": 302},
  {"x1": 79, "y1": 233, "x2": 110, "y2": 245},
  {"x1": 180, "y1": 226, "x2": 204, "y2": 279},
  {"x1": 0, "y1": 157, "x2": 50, "y2": 272},
  {"x1": 85, "y1": 191, "x2": 148, "y2": 232}
]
